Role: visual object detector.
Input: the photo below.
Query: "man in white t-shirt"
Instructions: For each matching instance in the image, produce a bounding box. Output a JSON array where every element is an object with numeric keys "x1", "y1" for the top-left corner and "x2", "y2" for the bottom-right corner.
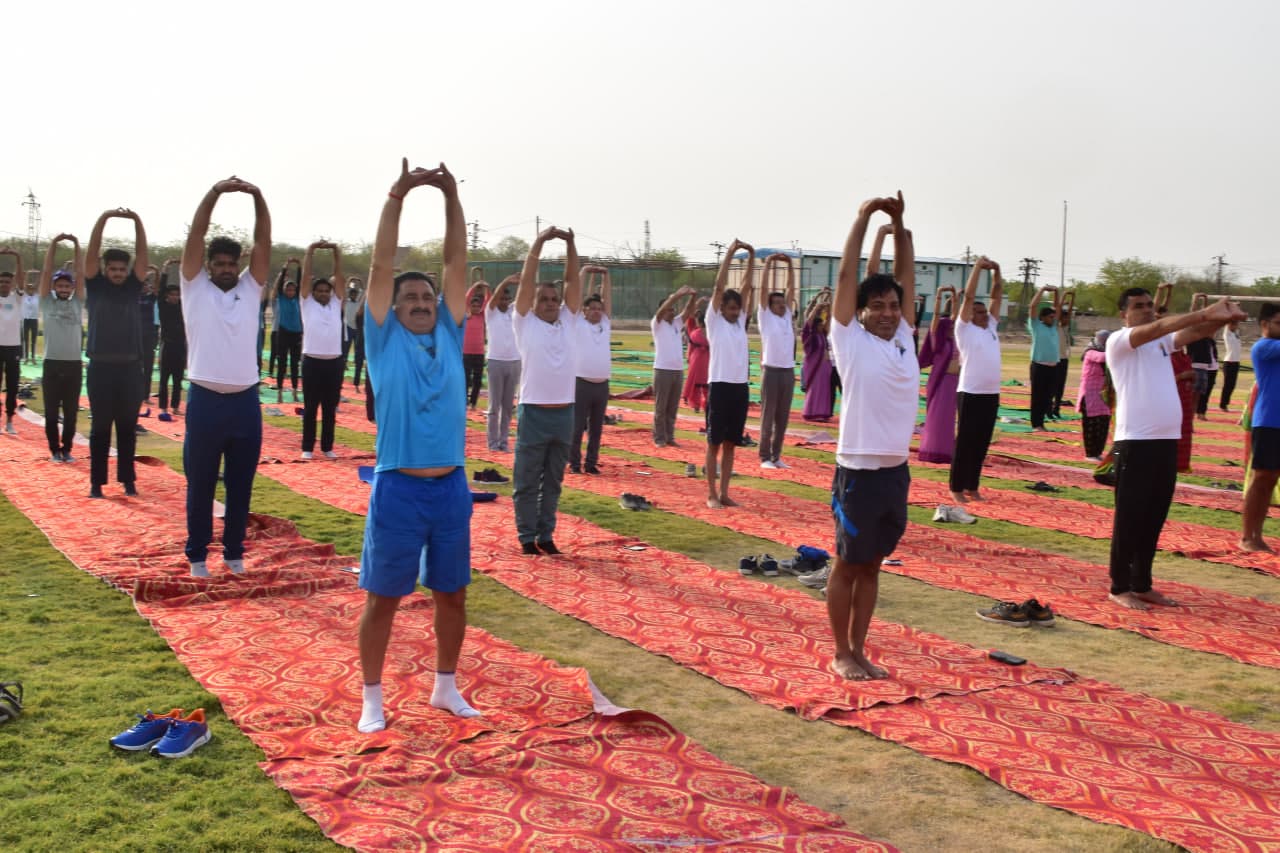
[
  {"x1": 704, "y1": 239, "x2": 756, "y2": 509},
  {"x1": 21, "y1": 281, "x2": 39, "y2": 365},
  {"x1": 756, "y1": 254, "x2": 798, "y2": 470},
  {"x1": 827, "y1": 192, "x2": 917, "y2": 681},
  {"x1": 0, "y1": 255, "x2": 24, "y2": 434},
  {"x1": 569, "y1": 266, "x2": 612, "y2": 475},
  {"x1": 650, "y1": 285, "x2": 697, "y2": 447},
  {"x1": 1219, "y1": 319, "x2": 1242, "y2": 411},
  {"x1": 949, "y1": 257, "x2": 1004, "y2": 503},
  {"x1": 1104, "y1": 287, "x2": 1243, "y2": 610},
  {"x1": 484, "y1": 275, "x2": 521, "y2": 451},
  {"x1": 511, "y1": 227, "x2": 582, "y2": 555},
  {"x1": 179, "y1": 177, "x2": 272, "y2": 578},
  {"x1": 299, "y1": 241, "x2": 345, "y2": 460}
]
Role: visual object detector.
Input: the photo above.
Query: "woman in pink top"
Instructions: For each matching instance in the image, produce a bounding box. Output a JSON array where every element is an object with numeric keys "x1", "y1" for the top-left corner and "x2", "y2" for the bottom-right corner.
[
  {"x1": 1077, "y1": 329, "x2": 1112, "y2": 460},
  {"x1": 682, "y1": 298, "x2": 710, "y2": 413},
  {"x1": 462, "y1": 282, "x2": 487, "y2": 408}
]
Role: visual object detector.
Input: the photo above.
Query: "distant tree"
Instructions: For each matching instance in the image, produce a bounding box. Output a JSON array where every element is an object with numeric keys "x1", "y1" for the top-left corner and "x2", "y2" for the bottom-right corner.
[
  {"x1": 1252, "y1": 276, "x2": 1280, "y2": 296},
  {"x1": 646, "y1": 247, "x2": 686, "y2": 264},
  {"x1": 490, "y1": 235, "x2": 530, "y2": 259}
]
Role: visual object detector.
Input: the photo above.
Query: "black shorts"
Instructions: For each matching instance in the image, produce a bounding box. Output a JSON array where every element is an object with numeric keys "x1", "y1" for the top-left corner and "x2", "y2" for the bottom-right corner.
[
  {"x1": 831, "y1": 463, "x2": 910, "y2": 565},
  {"x1": 706, "y1": 381, "x2": 749, "y2": 446},
  {"x1": 1253, "y1": 427, "x2": 1280, "y2": 472}
]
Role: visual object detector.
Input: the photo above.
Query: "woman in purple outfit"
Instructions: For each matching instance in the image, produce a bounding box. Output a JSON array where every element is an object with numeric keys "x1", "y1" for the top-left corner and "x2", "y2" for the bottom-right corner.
[
  {"x1": 801, "y1": 289, "x2": 835, "y2": 421},
  {"x1": 917, "y1": 288, "x2": 959, "y2": 463}
]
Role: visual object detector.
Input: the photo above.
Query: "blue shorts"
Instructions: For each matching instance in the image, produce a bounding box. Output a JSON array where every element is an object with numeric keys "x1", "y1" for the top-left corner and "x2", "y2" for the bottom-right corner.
[
  {"x1": 831, "y1": 463, "x2": 909, "y2": 565},
  {"x1": 360, "y1": 467, "x2": 473, "y2": 597}
]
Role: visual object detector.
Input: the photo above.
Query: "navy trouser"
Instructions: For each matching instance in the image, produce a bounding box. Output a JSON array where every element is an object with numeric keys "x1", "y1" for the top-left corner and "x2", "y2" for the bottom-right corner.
[{"x1": 184, "y1": 383, "x2": 262, "y2": 563}]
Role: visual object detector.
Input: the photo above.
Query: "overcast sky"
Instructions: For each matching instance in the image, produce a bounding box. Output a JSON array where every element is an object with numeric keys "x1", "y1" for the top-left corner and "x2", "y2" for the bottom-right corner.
[{"x1": 4, "y1": 0, "x2": 1277, "y2": 284}]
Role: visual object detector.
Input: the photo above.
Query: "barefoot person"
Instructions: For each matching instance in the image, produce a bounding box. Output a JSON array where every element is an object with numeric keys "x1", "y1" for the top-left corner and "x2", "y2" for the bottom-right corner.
[
  {"x1": 484, "y1": 275, "x2": 521, "y2": 452},
  {"x1": 511, "y1": 227, "x2": 582, "y2": 553},
  {"x1": 827, "y1": 192, "x2": 918, "y2": 681},
  {"x1": 757, "y1": 254, "x2": 797, "y2": 469},
  {"x1": 704, "y1": 239, "x2": 756, "y2": 508},
  {"x1": 569, "y1": 265, "x2": 611, "y2": 475},
  {"x1": 949, "y1": 257, "x2": 1003, "y2": 502},
  {"x1": 651, "y1": 285, "x2": 697, "y2": 447},
  {"x1": 180, "y1": 177, "x2": 271, "y2": 577},
  {"x1": 1241, "y1": 302, "x2": 1280, "y2": 552},
  {"x1": 38, "y1": 235, "x2": 86, "y2": 461},
  {"x1": 84, "y1": 208, "x2": 149, "y2": 498},
  {"x1": 1105, "y1": 287, "x2": 1244, "y2": 608},
  {"x1": 299, "y1": 241, "x2": 345, "y2": 460},
  {"x1": 357, "y1": 159, "x2": 478, "y2": 732}
]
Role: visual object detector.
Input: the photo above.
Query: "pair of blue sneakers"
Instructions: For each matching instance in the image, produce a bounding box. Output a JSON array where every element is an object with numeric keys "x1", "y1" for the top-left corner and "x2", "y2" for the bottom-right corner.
[{"x1": 110, "y1": 708, "x2": 210, "y2": 758}]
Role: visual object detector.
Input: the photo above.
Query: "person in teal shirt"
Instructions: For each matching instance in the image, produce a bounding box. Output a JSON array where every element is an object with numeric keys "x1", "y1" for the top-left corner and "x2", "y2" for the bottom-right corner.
[{"x1": 1027, "y1": 286, "x2": 1061, "y2": 430}]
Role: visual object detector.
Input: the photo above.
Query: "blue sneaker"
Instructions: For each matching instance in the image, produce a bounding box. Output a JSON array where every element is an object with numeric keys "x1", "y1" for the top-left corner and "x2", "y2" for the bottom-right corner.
[
  {"x1": 151, "y1": 709, "x2": 210, "y2": 758},
  {"x1": 110, "y1": 708, "x2": 184, "y2": 751}
]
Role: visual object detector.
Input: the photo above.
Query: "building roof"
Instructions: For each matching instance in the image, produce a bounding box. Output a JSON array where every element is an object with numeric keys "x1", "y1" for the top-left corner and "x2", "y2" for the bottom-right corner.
[{"x1": 733, "y1": 247, "x2": 967, "y2": 265}]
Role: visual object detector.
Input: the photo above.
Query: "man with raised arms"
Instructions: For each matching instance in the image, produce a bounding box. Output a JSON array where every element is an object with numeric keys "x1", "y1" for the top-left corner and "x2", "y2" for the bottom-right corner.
[
  {"x1": 84, "y1": 208, "x2": 149, "y2": 498},
  {"x1": 949, "y1": 257, "x2": 1004, "y2": 503},
  {"x1": 511, "y1": 227, "x2": 582, "y2": 554},
  {"x1": 650, "y1": 285, "x2": 697, "y2": 447},
  {"x1": 569, "y1": 265, "x2": 612, "y2": 475},
  {"x1": 356, "y1": 160, "x2": 477, "y2": 732},
  {"x1": 1105, "y1": 287, "x2": 1243, "y2": 608},
  {"x1": 38, "y1": 235, "x2": 86, "y2": 462},
  {"x1": 827, "y1": 192, "x2": 917, "y2": 681},
  {"x1": 0, "y1": 252, "x2": 24, "y2": 435},
  {"x1": 756, "y1": 253, "x2": 798, "y2": 470},
  {"x1": 484, "y1": 275, "x2": 521, "y2": 452},
  {"x1": 704, "y1": 239, "x2": 756, "y2": 508},
  {"x1": 299, "y1": 241, "x2": 345, "y2": 460},
  {"x1": 180, "y1": 178, "x2": 271, "y2": 577}
]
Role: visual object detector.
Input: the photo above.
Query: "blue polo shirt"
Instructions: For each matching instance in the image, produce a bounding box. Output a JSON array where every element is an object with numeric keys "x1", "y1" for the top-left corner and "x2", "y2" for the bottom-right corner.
[
  {"x1": 365, "y1": 298, "x2": 465, "y2": 472},
  {"x1": 1027, "y1": 317, "x2": 1060, "y2": 364},
  {"x1": 1252, "y1": 338, "x2": 1280, "y2": 429}
]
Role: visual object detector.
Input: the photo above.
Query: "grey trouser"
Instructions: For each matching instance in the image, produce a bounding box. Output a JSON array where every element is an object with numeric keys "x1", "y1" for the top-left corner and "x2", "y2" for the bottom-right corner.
[
  {"x1": 486, "y1": 358, "x2": 521, "y2": 450},
  {"x1": 513, "y1": 403, "x2": 573, "y2": 544},
  {"x1": 652, "y1": 368, "x2": 683, "y2": 445},
  {"x1": 571, "y1": 378, "x2": 609, "y2": 470},
  {"x1": 759, "y1": 365, "x2": 796, "y2": 461}
]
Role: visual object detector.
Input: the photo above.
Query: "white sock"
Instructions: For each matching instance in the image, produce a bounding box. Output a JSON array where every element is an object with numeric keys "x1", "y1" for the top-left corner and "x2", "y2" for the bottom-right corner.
[
  {"x1": 430, "y1": 672, "x2": 481, "y2": 718},
  {"x1": 190, "y1": 561, "x2": 209, "y2": 578},
  {"x1": 358, "y1": 683, "x2": 385, "y2": 733},
  {"x1": 225, "y1": 559, "x2": 245, "y2": 575}
]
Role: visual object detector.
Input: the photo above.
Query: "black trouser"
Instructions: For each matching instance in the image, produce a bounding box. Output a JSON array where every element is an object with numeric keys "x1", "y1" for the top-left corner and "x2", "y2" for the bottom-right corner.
[
  {"x1": 1029, "y1": 362, "x2": 1056, "y2": 428},
  {"x1": 1080, "y1": 398, "x2": 1111, "y2": 459},
  {"x1": 0, "y1": 345, "x2": 18, "y2": 418},
  {"x1": 140, "y1": 327, "x2": 159, "y2": 399},
  {"x1": 570, "y1": 378, "x2": 609, "y2": 470},
  {"x1": 351, "y1": 329, "x2": 366, "y2": 387},
  {"x1": 267, "y1": 329, "x2": 279, "y2": 376},
  {"x1": 1051, "y1": 357, "x2": 1069, "y2": 417},
  {"x1": 1109, "y1": 439, "x2": 1177, "y2": 595},
  {"x1": 42, "y1": 359, "x2": 81, "y2": 456},
  {"x1": 275, "y1": 329, "x2": 302, "y2": 391},
  {"x1": 1220, "y1": 361, "x2": 1240, "y2": 409},
  {"x1": 87, "y1": 360, "x2": 143, "y2": 487},
  {"x1": 949, "y1": 392, "x2": 1000, "y2": 493},
  {"x1": 463, "y1": 353, "x2": 485, "y2": 407},
  {"x1": 158, "y1": 341, "x2": 186, "y2": 411},
  {"x1": 1196, "y1": 369, "x2": 1218, "y2": 416},
  {"x1": 302, "y1": 355, "x2": 343, "y2": 453},
  {"x1": 22, "y1": 319, "x2": 38, "y2": 360}
]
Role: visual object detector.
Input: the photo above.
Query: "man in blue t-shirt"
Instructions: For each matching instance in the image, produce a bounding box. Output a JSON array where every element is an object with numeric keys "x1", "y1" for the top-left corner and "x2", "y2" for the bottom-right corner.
[
  {"x1": 1026, "y1": 285, "x2": 1061, "y2": 430},
  {"x1": 356, "y1": 159, "x2": 477, "y2": 734},
  {"x1": 1242, "y1": 302, "x2": 1280, "y2": 552}
]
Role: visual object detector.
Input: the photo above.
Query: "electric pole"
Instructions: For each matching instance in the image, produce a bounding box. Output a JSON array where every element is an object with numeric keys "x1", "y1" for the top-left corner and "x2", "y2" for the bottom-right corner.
[
  {"x1": 1213, "y1": 254, "x2": 1228, "y2": 288},
  {"x1": 1018, "y1": 257, "x2": 1041, "y2": 321},
  {"x1": 643, "y1": 220, "x2": 651, "y2": 258},
  {"x1": 22, "y1": 189, "x2": 41, "y2": 268},
  {"x1": 710, "y1": 241, "x2": 725, "y2": 264},
  {"x1": 468, "y1": 220, "x2": 481, "y2": 251},
  {"x1": 534, "y1": 216, "x2": 540, "y2": 239}
]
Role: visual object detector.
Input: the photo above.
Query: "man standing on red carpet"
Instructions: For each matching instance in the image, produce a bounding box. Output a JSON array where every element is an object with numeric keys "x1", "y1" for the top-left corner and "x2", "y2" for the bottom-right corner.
[
  {"x1": 357, "y1": 159, "x2": 478, "y2": 732},
  {"x1": 826, "y1": 192, "x2": 917, "y2": 681},
  {"x1": 1239, "y1": 302, "x2": 1280, "y2": 553}
]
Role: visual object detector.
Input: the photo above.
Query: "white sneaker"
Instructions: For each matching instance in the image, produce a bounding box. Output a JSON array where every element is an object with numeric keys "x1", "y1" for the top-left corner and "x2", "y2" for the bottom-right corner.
[
  {"x1": 301, "y1": 451, "x2": 314, "y2": 460},
  {"x1": 225, "y1": 559, "x2": 245, "y2": 575},
  {"x1": 932, "y1": 505, "x2": 951, "y2": 522},
  {"x1": 4, "y1": 420, "x2": 14, "y2": 435},
  {"x1": 760, "y1": 460, "x2": 778, "y2": 470},
  {"x1": 190, "y1": 561, "x2": 210, "y2": 578},
  {"x1": 773, "y1": 459, "x2": 791, "y2": 470},
  {"x1": 939, "y1": 505, "x2": 977, "y2": 524},
  {"x1": 1085, "y1": 455, "x2": 1103, "y2": 463},
  {"x1": 323, "y1": 450, "x2": 338, "y2": 460}
]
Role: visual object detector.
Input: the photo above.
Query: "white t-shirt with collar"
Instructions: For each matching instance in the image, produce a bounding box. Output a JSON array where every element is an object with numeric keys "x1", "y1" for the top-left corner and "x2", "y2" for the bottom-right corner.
[
  {"x1": 757, "y1": 305, "x2": 796, "y2": 369},
  {"x1": 954, "y1": 317, "x2": 1002, "y2": 395},
  {"x1": 651, "y1": 316, "x2": 684, "y2": 371},
  {"x1": 181, "y1": 269, "x2": 263, "y2": 390},
  {"x1": 301, "y1": 294, "x2": 343, "y2": 357},
  {"x1": 573, "y1": 313, "x2": 612, "y2": 381},
  {"x1": 513, "y1": 304, "x2": 579, "y2": 404},
  {"x1": 0, "y1": 292, "x2": 20, "y2": 346},
  {"x1": 485, "y1": 304, "x2": 519, "y2": 361},
  {"x1": 705, "y1": 302, "x2": 749, "y2": 384},
  {"x1": 831, "y1": 315, "x2": 920, "y2": 469},
  {"x1": 1106, "y1": 325, "x2": 1181, "y2": 441}
]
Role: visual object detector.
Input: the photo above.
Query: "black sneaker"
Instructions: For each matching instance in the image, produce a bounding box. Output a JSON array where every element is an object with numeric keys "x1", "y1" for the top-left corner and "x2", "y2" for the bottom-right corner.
[
  {"x1": 473, "y1": 468, "x2": 510, "y2": 484},
  {"x1": 521, "y1": 542, "x2": 540, "y2": 556},
  {"x1": 738, "y1": 555, "x2": 758, "y2": 576},
  {"x1": 584, "y1": 465, "x2": 601, "y2": 475},
  {"x1": 569, "y1": 465, "x2": 581, "y2": 475},
  {"x1": 976, "y1": 601, "x2": 1031, "y2": 627},
  {"x1": 536, "y1": 540, "x2": 560, "y2": 555},
  {"x1": 1021, "y1": 598, "x2": 1055, "y2": 626},
  {"x1": 123, "y1": 483, "x2": 138, "y2": 497},
  {"x1": 89, "y1": 485, "x2": 104, "y2": 499},
  {"x1": 759, "y1": 554, "x2": 779, "y2": 577}
]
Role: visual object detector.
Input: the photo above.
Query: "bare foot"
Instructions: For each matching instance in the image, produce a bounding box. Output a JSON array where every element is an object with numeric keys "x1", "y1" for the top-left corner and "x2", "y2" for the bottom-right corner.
[
  {"x1": 964, "y1": 490, "x2": 984, "y2": 502},
  {"x1": 719, "y1": 495, "x2": 739, "y2": 508},
  {"x1": 853, "y1": 652, "x2": 888, "y2": 679},
  {"x1": 1239, "y1": 538, "x2": 1275, "y2": 554},
  {"x1": 831, "y1": 655, "x2": 869, "y2": 680},
  {"x1": 706, "y1": 496, "x2": 723, "y2": 509},
  {"x1": 950, "y1": 492, "x2": 968, "y2": 504},
  {"x1": 1134, "y1": 589, "x2": 1178, "y2": 607},
  {"x1": 1108, "y1": 592, "x2": 1151, "y2": 610}
]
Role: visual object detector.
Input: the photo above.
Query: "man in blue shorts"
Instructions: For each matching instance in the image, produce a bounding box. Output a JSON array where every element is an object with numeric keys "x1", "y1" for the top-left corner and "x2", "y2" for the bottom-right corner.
[
  {"x1": 1241, "y1": 302, "x2": 1280, "y2": 553},
  {"x1": 356, "y1": 159, "x2": 477, "y2": 733}
]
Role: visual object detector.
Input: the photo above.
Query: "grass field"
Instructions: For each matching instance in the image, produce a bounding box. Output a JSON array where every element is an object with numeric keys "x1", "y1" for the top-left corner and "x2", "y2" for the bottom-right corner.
[{"x1": 0, "y1": 333, "x2": 1275, "y2": 852}]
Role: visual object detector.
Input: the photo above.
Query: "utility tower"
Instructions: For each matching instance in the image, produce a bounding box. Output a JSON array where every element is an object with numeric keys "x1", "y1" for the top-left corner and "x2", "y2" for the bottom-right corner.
[
  {"x1": 22, "y1": 190, "x2": 41, "y2": 268},
  {"x1": 709, "y1": 241, "x2": 725, "y2": 264},
  {"x1": 1017, "y1": 257, "x2": 1042, "y2": 321},
  {"x1": 1213, "y1": 254, "x2": 1229, "y2": 288},
  {"x1": 469, "y1": 220, "x2": 481, "y2": 252},
  {"x1": 643, "y1": 220, "x2": 651, "y2": 258}
]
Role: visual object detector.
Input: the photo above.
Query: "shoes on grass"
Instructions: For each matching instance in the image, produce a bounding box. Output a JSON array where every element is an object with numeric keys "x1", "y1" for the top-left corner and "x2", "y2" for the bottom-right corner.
[
  {"x1": 798, "y1": 565, "x2": 831, "y2": 589},
  {"x1": 759, "y1": 554, "x2": 779, "y2": 577},
  {"x1": 684, "y1": 463, "x2": 698, "y2": 478},
  {"x1": 473, "y1": 468, "x2": 510, "y2": 484},
  {"x1": 110, "y1": 709, "x2": 185, "y2": 751},
  {"x1": 619, "y1": 493, "x2": 654, "y2": 511},
  {"x1": 151, "y1": 709, "x2": 211, "y2": 758},
  {"x1": 932, "y1": 504, "x2": 976, "y2": 524},
  {"x1": 1020, "y1": 598, "x2": 1055, "y2": 626},
  {"x1": 976, "y1": 601, "x2": 1031, "y2": 627},
  {"x1": 738, "y1": 555, "x2": 758, "y2": 576}
]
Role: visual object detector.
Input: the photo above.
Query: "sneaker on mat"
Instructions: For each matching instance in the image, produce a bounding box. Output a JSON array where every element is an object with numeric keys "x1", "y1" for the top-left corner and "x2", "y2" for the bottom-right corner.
[
  {"x1": 323, "y1": 450, "x2": 339, "y2": 460},
  {"x1": 976, "y1": 601, "x2": 1031, "y2": 627},
  {"x1": 798, "y1": 565, "x2": 831, "y2": 589},
  {"x1": 4, "y1": 420, "x2": 14, "y2": 435},
  {"x1": 773, "y1": 459, "x2": 791, "y2": 470},
  {"x1": 760, "y1": 460, "x2": 778, "y2": 470},
  {"x1": 157, "y1": 412, "x2": 174, "y2": 423},
  {"x1": 759, "y1": 554, "x2": 779, "y2": 577},
  {"x1": 684, "y1": 463, "x2": 698, "y2": 478},
  {"x1": 1021, "y1": 598, "x2": 1055, "y2": 626},
  {"x1": 738, "y1": 555, "x2": 758, "y2": 576},
  {"x1": 535, "y1": 539, "x2": 560, "y2": 555},
  {"x1": 301, "y1": 451, "x2": 314, "y2": 460},
  {"x1": 111, "y1": 709, "x2": 184, "y2": 751},
  {"x1": 151, "y1": 709, "x2": 211, "y2": 758}
]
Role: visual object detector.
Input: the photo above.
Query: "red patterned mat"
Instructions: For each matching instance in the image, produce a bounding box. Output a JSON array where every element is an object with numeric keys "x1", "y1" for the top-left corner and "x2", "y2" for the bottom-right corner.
[{"x1": 0, "y1": 420, "x2": 890, "y2": 851}]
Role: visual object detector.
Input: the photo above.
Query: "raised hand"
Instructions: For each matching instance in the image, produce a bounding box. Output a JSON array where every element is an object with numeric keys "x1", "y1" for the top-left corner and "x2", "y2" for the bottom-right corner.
[
  {"x1": 213, "y1": 176, "x2": 259, "y2": 195},
  {"x1": 883, "y1": 190, "x2": 906, "y2": 220},
  {"x1": 1204, "y1": 298, "x2": 1247, "y2": 324},
  {"x1": 390, "y1": 158, "x2": 451, "y2": 198}
]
